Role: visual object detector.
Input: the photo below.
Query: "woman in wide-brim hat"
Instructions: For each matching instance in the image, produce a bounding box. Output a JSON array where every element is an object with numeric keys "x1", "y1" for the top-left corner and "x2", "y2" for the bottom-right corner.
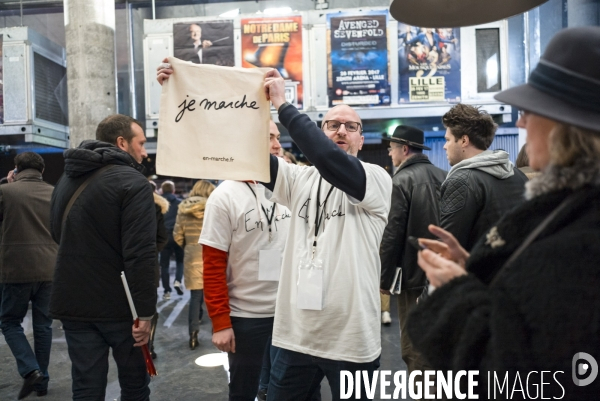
[{"x1": 405, "y1": 27, "x2": 600, "y2": 399}]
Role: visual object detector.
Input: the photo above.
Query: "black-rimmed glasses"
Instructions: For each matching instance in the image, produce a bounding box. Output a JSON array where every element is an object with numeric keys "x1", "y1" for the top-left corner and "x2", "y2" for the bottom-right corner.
[{"x1": 322, "y1": 120, "x2": 362, "y2": 133}]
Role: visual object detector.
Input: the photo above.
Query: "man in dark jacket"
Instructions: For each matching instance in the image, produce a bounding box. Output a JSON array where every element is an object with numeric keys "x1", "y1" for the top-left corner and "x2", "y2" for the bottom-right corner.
[
  {"x1": 0, "y1": 152, "x2": 58, "y2": 399},
  {"x1": 49, "y1": 115, "x2": 157, "y2": 401},
  {"x1": 160, "y1": 180, "x2": 184, "y2": 299},
  {"x1": 379, "y1": 126, "x2": 445, "y2": 394},
  {"x1": 440, "y1": 104, "x2": 527, "y2": 251}
]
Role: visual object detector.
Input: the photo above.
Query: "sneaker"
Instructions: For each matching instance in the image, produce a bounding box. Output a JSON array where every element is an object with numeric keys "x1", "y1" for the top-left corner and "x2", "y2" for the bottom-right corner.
[
  {"x1": 174, "y1": 281, "x2": 184, "y2": 296},
  {"x1": 163, "y1": 291, "x2": 171, "y2": 300},
  {"x1": 381, "y1": 311, "x2": 392, "y2": 325},
  {"x1": 257, "y1": 388, "x2": 267, "y2": 401}
]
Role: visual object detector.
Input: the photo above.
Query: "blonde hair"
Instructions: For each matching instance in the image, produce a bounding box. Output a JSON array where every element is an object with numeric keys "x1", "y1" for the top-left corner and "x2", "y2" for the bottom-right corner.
[
  {"x1": 189, "y1": 180, "x2": 215, "y2": 198},
  {"x1": 549, "y1": 123, "x2": 600, "y2": 167}
]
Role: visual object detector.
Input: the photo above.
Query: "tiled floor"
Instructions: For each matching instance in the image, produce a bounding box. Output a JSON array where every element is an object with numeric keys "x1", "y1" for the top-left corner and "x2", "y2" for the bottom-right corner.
[{"x1": 0, "y1": 268, "x2": 409, "y2": 401}]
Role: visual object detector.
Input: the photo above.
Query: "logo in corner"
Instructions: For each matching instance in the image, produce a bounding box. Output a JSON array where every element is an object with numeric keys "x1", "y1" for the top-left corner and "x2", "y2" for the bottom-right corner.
[{"x1": 572, "y1": 352, "x2": 598, "y2": 386}]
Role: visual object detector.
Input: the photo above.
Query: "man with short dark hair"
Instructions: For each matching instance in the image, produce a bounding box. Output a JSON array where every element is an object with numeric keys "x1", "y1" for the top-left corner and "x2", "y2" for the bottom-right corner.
[
  {"x1": 440, "y1": 104, "x2": 528, "y2": 250},
  {"x1": 379, "y1": 126, "x2": 446, "y2": 397},
  {"x1": 50, "y1": 114, "x2": 156, "y2": 400},
  {"x1": 159, "y1": 180, "x2": 184, "y2": 299},
  {"x1": 0, "y1": 152, "x2": 58, "y2": 399}
]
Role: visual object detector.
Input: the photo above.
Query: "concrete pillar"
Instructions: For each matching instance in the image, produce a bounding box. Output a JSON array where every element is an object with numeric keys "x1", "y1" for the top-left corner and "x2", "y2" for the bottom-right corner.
[
  {"x1": 568, "y1": 0, "x2": 600, "y2": 26},
  {"x1": 64, "y1": 0, "x2": 116, "y2": 147}
]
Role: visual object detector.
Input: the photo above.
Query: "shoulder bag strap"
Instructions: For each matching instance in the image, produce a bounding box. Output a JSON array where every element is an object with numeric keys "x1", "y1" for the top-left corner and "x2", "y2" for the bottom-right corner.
[
  {"x1": 490, "y1": 192, "x2": 580, "y2": 286},
  {"x1": 61, "y1": 164, "x2": 116, "y2": 227}
]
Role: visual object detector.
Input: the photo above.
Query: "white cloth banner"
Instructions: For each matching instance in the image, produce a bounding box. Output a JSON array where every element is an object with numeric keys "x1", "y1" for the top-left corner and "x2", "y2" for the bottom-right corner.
[{"x1": 157, "y1": 57, "x2": 271, "y2": 181}]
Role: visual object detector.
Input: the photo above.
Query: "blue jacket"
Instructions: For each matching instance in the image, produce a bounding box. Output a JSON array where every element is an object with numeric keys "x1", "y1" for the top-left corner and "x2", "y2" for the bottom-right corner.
[{"x1": 162, "y1": 192, "x2": 181, "y2": 232}]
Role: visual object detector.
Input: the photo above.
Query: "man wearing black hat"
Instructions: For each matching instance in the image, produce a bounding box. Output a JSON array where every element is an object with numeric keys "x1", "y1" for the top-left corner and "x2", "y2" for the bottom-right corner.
[{"x1": 379, "y1": 125, "x2": 445, "y2": 392}]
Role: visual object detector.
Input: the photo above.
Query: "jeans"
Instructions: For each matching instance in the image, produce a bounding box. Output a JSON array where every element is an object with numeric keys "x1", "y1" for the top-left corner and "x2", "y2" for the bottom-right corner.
[
  {"x1": 228, "y1": 316, "x2": 274, "y2": 401},
  {"x1": 259, "y1": 338, "x2": 321, "y2": 401},
  {"x1": 0, "y1": 282, "x2": 53, "y2": 391},
  {"x1": 188, "y1": 289, "x2": 204, "y2": 334},
  {"x1": 160, "y1": 236, "x2": 184, "y2": 293},
  {"x1": 267, "y1": 347, "x2": 380, "y2": 401},
  {"x1": 62, "y1": 320, "x2": 150, "y2": 401}
]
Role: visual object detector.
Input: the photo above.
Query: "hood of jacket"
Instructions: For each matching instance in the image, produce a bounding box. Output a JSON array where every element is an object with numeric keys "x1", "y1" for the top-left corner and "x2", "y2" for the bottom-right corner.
[
  {"x1": 63, "y1": 140, "x2": 144, "y2": 178},
  {"x1": 178, "y1": 196, "x2": 207, "y2": 219},
  {"x1": 153, "y1": 192, "x2": 169, "y2": 214},
  {"x1": 447, "y1": 150, "x2": 514, "y2": 180}
]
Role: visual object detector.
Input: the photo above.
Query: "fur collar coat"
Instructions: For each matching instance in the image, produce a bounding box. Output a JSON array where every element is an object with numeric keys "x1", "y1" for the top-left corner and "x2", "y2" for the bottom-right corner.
[{"x1": 407, "y1": 157, "x2": 600, "y2": 399}]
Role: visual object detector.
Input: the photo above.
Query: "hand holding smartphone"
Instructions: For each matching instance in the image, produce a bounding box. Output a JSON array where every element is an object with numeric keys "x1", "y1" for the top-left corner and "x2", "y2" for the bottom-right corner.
[{"x1": 408, "y1": 236, "x2": 427, "y2": 251}]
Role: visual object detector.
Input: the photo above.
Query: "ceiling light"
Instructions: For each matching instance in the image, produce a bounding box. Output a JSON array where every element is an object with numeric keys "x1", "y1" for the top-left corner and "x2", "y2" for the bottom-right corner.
[
  {"x1": 219, "y1": 8, "x2": 240, "y2": 18},
  {"x1": 263, "y1": 7, "x2": 293, "y2": 15}
]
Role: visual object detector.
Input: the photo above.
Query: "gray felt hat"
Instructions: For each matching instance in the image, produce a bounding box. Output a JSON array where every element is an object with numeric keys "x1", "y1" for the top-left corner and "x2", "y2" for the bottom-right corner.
[{"x1": 495, "y1": 27, "x2": 600, "y2": 132}]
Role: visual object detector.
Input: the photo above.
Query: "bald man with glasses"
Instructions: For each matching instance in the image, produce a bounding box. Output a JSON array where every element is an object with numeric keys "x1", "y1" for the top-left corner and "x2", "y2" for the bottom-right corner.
[{"x1": 261, "y1": 71, "x2": 392, "y2": 400}]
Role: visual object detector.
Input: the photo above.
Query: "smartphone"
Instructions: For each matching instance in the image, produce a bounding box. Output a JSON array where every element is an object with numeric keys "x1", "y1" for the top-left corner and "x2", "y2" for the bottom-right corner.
[{"x1": 407, "y1": 236, "x2": 428, "y2": 250}]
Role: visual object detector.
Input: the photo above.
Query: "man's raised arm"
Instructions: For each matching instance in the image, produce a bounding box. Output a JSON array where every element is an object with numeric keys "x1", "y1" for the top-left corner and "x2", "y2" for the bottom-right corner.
[{"x1": 263, "y1": 69, "x2": 366, "y2": 201}]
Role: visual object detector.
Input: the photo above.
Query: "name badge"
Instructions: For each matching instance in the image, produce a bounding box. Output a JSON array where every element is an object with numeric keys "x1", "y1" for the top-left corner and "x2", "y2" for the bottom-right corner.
[
  {"x1": 258, "y1": 249, "x2": 282, "y2": 281},
  {"x1": 296, "y1": 259, "x2": 324, "y2": 310}
]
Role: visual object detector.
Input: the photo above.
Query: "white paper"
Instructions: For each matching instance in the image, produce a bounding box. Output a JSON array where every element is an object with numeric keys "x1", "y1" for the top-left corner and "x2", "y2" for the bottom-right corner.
[
  {"x1": 389, "y1": 267, "x2": 402, "y2": 295},
  {"x1": 258, "y1": 249, "x2": 282, "y2": 281},
  {"x1": 297, "y1": 261, "x2": 324, "y2": 311}
]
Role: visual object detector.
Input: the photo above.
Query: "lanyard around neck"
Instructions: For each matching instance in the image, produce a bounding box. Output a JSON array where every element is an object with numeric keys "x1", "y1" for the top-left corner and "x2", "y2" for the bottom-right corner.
[
  {"x1": 245, "y1": 182, "x2": 277, "y2": 241},
  {"x1": 312, "y1": 177, "x2": 335, "y2": 258}
]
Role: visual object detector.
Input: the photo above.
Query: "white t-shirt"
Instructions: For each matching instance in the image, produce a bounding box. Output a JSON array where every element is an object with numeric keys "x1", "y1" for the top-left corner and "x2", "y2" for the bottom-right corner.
[
  {"x1": 268, "y1": 157, "x2": 392, "y2": 362},
  {"x1": 199, "y1": 180, "x2": 291, "y2": 317}
]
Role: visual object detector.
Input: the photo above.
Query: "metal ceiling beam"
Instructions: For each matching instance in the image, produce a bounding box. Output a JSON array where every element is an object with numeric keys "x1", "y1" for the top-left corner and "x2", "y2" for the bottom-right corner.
[{"x1": 0, "y1": 0, "x2": 259, "y2": 11}]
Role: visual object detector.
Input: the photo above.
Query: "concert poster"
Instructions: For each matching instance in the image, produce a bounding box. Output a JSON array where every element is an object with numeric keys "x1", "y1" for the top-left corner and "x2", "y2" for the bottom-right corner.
[
  {"x1": 327, "y1": 11, "x2": 391, "y2": 107},
  {"x1": 397, "y1": 23, "x2": 461, "y2": 103},
  {"x1": 241, "y1": 16, "x2": 304, "y2": 108}
]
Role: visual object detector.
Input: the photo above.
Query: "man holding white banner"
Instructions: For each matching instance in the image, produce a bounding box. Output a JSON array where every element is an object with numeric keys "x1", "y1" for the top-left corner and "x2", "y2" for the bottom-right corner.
[{"x1": 157, "y1": 62, "x2": 392, "y2": 400}]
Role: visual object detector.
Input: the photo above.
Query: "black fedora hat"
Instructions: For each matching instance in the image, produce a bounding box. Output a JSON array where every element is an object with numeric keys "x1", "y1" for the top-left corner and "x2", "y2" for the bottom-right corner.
[
  {"x1": 390, "y1": 0, "x2": 547, "y2": 28},
  {"x1": 495, "y1": 27, "x2": 600, "y2": 132},
  {"x1": 384, "y1": 125, "x2": 431, "y2": 150}
]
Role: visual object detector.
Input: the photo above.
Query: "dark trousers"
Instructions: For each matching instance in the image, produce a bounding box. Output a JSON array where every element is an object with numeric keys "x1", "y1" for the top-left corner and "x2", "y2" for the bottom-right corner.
[
  {"x1": 228, "y1": 316, "x2": 274, "y2": 401},
  {"x1": 259, "y1": 339, "x2": 322, "y2": 400},
  {"x1": 160, "y1": 236, "x2": 184, "y2": 293},
  {"x1": 62, "y1": 320, "x2": 150, "y2": 401},
  {"x1": 267, "y1": 347, "x2": 380, "y2": 401},
  {"x1": 188, "y1": 289, "x2": 204, "y2": 334},
  {"x1": 0, "y1": 282, "x2": 53, "y2": 391},
  {"x1": 398, "y1": 289, "x2": 433, "y2": 399}
]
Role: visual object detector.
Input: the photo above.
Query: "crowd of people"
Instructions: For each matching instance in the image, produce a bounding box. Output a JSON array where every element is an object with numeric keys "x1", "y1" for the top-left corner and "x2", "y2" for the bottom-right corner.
[{"x1": 0, "y1": 26, "x2": 598, "y2": 401}]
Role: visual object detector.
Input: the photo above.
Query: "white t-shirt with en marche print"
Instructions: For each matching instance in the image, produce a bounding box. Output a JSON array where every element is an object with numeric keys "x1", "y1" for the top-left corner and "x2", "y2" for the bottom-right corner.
[{"x1": 268, "y1": 157, "x2": 392, "y2": 363}]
